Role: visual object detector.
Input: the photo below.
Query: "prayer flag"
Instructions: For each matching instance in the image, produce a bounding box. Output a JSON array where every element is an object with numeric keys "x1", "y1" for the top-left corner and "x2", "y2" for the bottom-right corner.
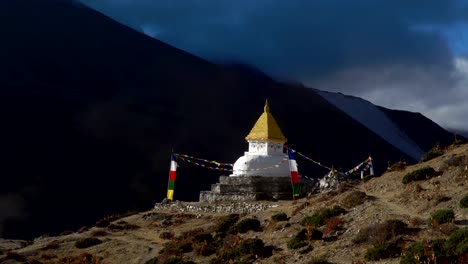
[
  {"x1": 167, "y1": 153, "x2": 177, "y2": 201},
  {"x1": 287, "y1": 148, "x2": 301, "y2": 197}
]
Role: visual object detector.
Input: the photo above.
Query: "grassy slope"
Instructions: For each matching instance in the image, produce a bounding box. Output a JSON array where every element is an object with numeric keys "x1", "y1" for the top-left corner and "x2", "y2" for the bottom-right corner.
[{"x1": 1, "y1": 148, "x2": 467, "y2": 263}]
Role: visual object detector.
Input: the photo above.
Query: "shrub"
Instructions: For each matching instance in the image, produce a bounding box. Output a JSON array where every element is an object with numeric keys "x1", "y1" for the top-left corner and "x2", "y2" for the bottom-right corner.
[
  {"x1": 430, "y1": 209, "x2": 455, "y2": 226},
  {"x1": 307, "y1": 228, "x2": 323, "y2": 240},
  {"x1": 400, "y1": 238, "x2": 466, "y2": 264},
  {"x1": 238, "y1": 238, "x2": 264, "y2": 255},
  {"x1": 74, "y1": 237, "x2": 103, "y2": 249},
  {"x1": 287, "y1": 229, "x2": 308, "y2": 249},
  {"x1": 402, "y1": 167, "x2": 439, "y2": 184},
  {"x1": 287, "y1": 228, "x2": 323, "y2": 250},
  {"x1": 213, "y1": 236, "x2": 265, "y2": 263},
  {"x1": 287, "y1": 236, "x2": 308, "y2": 250},
  {"x1": 421, "y1": 146, "x2": 445, "y2": 162},
  {"x1": 387, "y1": 161, "x2": 408, "y2": 172},
  {"x1": 400, "y1": 242, "x2": 425, "y2": 264},
  {"x1": 460, "y1": 195, "x2": 468, "y2": 208},
  {"x1": 323, "y1": 216, "x2": 345, "y2": 235},
  {"x1": 95, "y1": 215, "x2": 121, "y2": 228},
  {"x1": 301, "y1": 206, "x2": 345, "y2": 228},
  {"x1": 340, "y1": 191, "x2": 367, "y2": 209},
  {"x1": 364, "y1": 241, "x2": 400, "y2": 261},
  {"x1": 353, "y1": 219, "x2": 407, "y2": 245},
  {"x1": 191, "y1": 233, "x2": 218, "y2": 256},
  {"x1": 108, "y1": 221, "x2": 140, "y2": 231},
  {"x1": 271, "y1": 212, "x2": 288, "y2": 222},
  {"x1": 230, "y1": 218, "x2": 261, "y2": 234},
  {"x1": 215, "y1": 214, "x2": 239, "y2": 234},
  {"x1": 444, "y1": 227, "x2": 468, "y2": 256}
]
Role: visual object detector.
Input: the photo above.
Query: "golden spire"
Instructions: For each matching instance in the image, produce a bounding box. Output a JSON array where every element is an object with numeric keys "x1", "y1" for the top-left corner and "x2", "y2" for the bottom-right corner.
[{"x1": 245, "y1": 100, "x2": 287, "y2": 143}]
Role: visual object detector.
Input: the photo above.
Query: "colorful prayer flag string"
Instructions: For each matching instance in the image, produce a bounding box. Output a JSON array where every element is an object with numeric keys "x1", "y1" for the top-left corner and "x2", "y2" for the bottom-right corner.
[
  {"x1": 288, "y1": 148, "x2": 333, "y2": 171},
  {"x1": 174, "y1": 153, "x2": 233, "y2": 167},
  {"x1": 287, "y1": 147, "x2": 373, "y2": 177},
  {"x1": 177, "y1": 156, "x2": 233, "y2": 171}
]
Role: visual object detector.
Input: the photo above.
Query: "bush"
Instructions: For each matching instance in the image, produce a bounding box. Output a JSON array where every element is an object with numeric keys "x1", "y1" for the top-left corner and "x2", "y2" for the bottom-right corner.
[
  {"x1": 287, "y1": 229, "x2": 308, "y2": 249},
  {"x1": 323, "y1": 216, "x2": 345, "y2": 235},
  {"x1": 287, "y1": 228, "x2": 323, "y2": 250},
  {"x1": 400, "y1": 242, "x2": 425, "y2": 264},
  {"x1": 387, "y1": 161, "x2": 408, "y2": 172},
  {"x1": 177, "y1": 243, "x2": 193, "y2": 253},
  {"x1": 238, "y1": 238, "x2": 264, "y2": 255},
  {"x1": 230, "y1": 218, "x2": 261, "y2": 234},
  {"x1": 444, "y1": 227, "x2": 468, "y2": 256},
  {"x1": 190, "y1": 233, "x2": 218, "y2": 256},
  {"x1": 461, "y1": 195, "x2": 468, "y2": 208},
  {"x1": 402, "y1": 167, "x2": 439, "y2": 184},
  {"x1": 353, "y1": 219, "x2": 407, "y2": 245},
  {"x1": 108, "y1": 221, "x2": 140, "y2": 231},
  {"x1": 401, "y1": 228, "x2": 468, "y2": 263},
  {"x1": 307, "y1": 228, "x2": 323, "y2": 240},
  {"x1": 215, "y1": 214, "x2": 239, "y2": 234},
  {"x1": 287, "y1": 236, "x2": 308, "y2": 250},
  {"x1": 74, "y1": 237, "x2": 103, "y2": 249},
  {"x1": 421, "y1": 146, "x2": 445, "y2": 162},
  {"x1": 430, "y1": 209, "x2": 455, "y2": 226},
  {"x1": 95, "y1": 215, "x2": 121, "y2": 228},
  {"x1": 301, "y1": 206, "x2": 345, "y2": 228},
  {"x1": 364, "y1": 241, "x2": 400, "y2": 261},
  {"x1": 340, "y1": 191, "x2": 367, "y2": 209},
  {"x1": 213, "y1": 237, "x2": 265, "y2": 263},
  {"x1": 271, "y1": 212, "x2": 288, "y2": 222}
]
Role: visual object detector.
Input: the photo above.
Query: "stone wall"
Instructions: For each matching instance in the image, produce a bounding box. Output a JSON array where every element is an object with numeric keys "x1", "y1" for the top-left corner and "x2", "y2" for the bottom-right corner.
[{"x1": 199, "y1": 175, "x2": 320, "y2": 203}]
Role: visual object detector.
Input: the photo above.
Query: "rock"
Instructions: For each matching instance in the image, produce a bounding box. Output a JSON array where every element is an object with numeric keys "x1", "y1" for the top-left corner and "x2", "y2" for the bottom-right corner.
[{"x1": 319, "y1": 170, "x2": 348, "y2": 192}]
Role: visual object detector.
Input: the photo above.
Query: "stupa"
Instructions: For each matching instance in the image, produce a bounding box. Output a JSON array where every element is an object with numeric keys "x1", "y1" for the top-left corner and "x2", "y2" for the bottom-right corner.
[
  {"x1": 199, "y1": 100, "x2": 315, "y2": 202},
  {"x1": 231, "y1": 100, "x2": 289, "y2": 177}
]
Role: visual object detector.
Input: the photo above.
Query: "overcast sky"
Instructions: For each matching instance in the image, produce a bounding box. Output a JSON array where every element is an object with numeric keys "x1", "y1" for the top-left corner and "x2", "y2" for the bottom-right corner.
[{"x1": 79, "y1": 0, "x2": 468, "y2": 131}]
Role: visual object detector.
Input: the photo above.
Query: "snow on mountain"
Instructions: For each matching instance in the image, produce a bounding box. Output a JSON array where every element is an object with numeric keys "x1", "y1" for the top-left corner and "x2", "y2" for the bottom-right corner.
[{"x1": 316, "y1": 89, "x2": 424, "y2": 160}]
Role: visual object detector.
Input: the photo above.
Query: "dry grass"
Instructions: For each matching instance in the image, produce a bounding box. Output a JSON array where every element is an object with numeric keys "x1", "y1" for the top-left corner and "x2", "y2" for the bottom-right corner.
[{"x1": 3, "y1": 144, "x2": 467, "y2": 264}]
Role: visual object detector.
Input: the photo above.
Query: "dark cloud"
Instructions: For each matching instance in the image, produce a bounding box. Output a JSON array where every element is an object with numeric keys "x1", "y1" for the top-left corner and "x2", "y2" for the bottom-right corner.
[{"x1": 79, "y1": 0, "x2": 468, "y2": 130}]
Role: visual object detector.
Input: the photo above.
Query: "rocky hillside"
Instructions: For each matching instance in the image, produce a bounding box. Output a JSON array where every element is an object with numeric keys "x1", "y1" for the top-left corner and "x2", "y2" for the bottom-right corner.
[{"x1": 1, "y1": 144, "x2": 467, "y2": 264}]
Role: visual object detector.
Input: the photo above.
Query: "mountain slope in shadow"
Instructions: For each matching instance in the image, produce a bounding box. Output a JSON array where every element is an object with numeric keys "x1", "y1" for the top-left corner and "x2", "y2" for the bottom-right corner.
[{"x1": 0, "y1": 0, "x2": 453, "y2": 239}]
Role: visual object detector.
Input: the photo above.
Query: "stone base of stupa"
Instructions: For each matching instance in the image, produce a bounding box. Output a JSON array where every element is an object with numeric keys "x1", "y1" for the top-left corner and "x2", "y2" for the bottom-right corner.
[{"x1": 199, "y1": 175, "x2": 319, "y2": 203}]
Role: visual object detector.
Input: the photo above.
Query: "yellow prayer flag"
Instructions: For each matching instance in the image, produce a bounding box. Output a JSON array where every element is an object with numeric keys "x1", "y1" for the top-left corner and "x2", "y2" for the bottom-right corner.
[{"x1": 167, "y1": 190, "x2": 174, "y2": 201}]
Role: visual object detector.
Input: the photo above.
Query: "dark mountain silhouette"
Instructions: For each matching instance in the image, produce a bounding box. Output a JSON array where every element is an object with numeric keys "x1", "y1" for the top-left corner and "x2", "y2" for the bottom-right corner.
[
  {"x1": 0, "y1": 0, "x2": 453, "y2": 239},
  {"x1": 378, "y1": 107, "x2": 456, "y2": 151}
]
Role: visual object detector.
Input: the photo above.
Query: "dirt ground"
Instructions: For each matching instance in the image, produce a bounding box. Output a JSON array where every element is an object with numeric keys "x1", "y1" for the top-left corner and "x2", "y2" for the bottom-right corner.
[{"x1": 1, "y1": 144, "x2": 467, "y2": 264}]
